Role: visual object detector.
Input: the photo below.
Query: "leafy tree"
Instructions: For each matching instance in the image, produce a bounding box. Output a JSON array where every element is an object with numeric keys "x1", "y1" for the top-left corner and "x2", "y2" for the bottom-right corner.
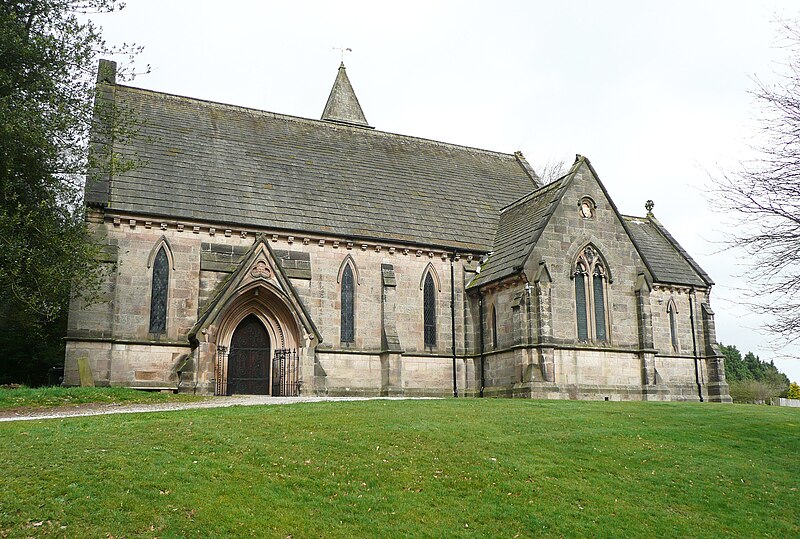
[
  {"x1": 0, "y1": 1, "x2": 141, "y2": 384},
  {"x1": 720, "y1": 343, "x2": 791, "y2": 403},
  {"x1": 713, "y1": 21, "x2": 800, "y2": 345},
  {"x1": 788, "y1": 382, "x2": 800, "y2": 399}
]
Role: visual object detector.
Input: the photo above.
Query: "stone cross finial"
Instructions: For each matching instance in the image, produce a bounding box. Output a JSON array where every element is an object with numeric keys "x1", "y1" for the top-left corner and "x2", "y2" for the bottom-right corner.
[{"x1": 645, "y1": 200, "x2": 654, "y2": 215}]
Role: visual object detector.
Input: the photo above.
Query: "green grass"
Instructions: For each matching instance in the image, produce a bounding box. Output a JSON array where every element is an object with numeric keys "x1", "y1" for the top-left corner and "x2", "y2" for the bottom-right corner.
[
  {"x1": 0, "y1": 400, "x2": 797, "y2": 538},
  {"x1": 0, "y1": 386, "x2": 206, "y2": 410}
]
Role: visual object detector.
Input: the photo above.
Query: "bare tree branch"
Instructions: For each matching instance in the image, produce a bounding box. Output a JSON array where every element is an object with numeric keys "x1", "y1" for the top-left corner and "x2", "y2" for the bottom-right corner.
[{"x1": 712, "y1": 19, "x2": 800, "y2": 345}]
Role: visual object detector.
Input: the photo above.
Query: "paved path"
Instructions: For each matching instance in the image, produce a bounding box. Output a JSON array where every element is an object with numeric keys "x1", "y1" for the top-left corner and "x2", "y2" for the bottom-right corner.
[{"x1": 0, "y1": 396, "x2": 435, "y2": 423}]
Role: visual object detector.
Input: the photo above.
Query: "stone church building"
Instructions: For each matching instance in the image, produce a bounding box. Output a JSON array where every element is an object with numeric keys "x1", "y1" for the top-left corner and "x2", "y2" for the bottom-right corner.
[{"x1": 64, "y1": 60, "x2": 731, "y2": 402}]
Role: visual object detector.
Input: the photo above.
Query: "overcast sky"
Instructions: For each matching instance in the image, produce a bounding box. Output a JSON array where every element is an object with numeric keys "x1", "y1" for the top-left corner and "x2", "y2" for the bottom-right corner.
[{"x1": 93, "y1": 0, "x2": 800, "y2": 382}]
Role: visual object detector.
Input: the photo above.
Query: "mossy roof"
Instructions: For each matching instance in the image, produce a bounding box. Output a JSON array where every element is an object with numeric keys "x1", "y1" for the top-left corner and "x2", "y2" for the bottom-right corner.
[{"x1": 90, "y1": 84, "x2": 539, "y2": 252}]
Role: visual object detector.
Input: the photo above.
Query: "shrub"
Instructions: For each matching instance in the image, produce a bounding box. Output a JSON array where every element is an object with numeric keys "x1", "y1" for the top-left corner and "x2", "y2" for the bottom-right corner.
[{"x1": 728, "y1": 379, "x2": 786, "y2": 404}]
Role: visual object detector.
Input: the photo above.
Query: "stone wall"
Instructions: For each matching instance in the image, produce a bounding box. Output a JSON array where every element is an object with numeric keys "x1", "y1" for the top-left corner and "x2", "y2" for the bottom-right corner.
[
  {"x1": 65, "y1": 184, "x2": 729, "y2": 402},
  {"x1": 66, "y1": 214, "x2": 477, "y2": 394},
  {"x1": 524, "y1": 167, "x2": 645, "y2": 349}
]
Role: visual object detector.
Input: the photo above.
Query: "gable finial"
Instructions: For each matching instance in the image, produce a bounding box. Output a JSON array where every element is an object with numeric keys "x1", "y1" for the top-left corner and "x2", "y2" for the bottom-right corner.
[{"x1": 645, "y1": 199, "x2": 655, "y2": 216}]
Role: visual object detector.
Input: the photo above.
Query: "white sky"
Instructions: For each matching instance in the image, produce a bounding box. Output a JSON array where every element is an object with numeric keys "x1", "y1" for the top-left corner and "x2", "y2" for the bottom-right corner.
[{"x1": 93, "y1": 0, "x2": 800, "y2": 382}]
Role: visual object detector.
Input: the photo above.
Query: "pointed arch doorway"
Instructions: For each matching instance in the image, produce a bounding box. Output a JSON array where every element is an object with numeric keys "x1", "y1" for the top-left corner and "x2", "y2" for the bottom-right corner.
[
  {"x1": 207, "y1": 278, "x2": 310, "y2": 397},
  {"x1": 226, "y1": 314, "x2": 271, "y2": 395}
]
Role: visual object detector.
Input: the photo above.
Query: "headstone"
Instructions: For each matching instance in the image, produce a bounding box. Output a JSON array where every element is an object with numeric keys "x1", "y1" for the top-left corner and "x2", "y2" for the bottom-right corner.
[{"x1": 77, "y1": 357, "x2": 95, "y2": 387}]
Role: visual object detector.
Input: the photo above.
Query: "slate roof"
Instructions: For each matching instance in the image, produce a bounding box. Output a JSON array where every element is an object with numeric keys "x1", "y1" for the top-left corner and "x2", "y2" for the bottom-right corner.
[
  {"x1": 623, "y1": 216, "x2": 712, "y2": 287},
  {"x1": 469, "y1": 173, "x2": 570, "y2": 287},
  {"x1": 89, "y1": 81, "x2": 539, "y2": 252},
  {"x1": 469, "y1": 157, "x2": 712, "y2": 289}
]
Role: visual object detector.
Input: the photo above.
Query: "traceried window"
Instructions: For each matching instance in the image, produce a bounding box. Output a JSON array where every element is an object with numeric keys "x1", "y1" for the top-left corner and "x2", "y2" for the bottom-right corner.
[
  {"x1": 668, "y1": 301, "x2": 678, "y2": 351},
  {"x1": 574, "y1": 245, "x2": 609, "y2": 342},
  {"x1": 341, "y1": 264, "x2": 355, "y2": 343},
  {"x1": 423, "y1": 272, "x2": 436, "y2": 348},
  {"x1": 149, "y1": 247, "x2": 169, "y2": 333}
]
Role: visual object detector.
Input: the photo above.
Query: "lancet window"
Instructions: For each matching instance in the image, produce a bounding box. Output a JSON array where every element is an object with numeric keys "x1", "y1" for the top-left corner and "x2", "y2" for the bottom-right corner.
[
  {"x1": 491, "y1": 304, "x2": 498, "y2": 349},
  {"x1": 341, "y1": 264, "x2": 355, "y2": 343},
  {"x1": 667, "y1": 301, "x2": 678, "y2": 351},
  {"x1": 149, "y1": 247, "x2": 169, "y2": 333},
  {"x1": 423, "y1": 272, "x2": 436, "y2": 348}
]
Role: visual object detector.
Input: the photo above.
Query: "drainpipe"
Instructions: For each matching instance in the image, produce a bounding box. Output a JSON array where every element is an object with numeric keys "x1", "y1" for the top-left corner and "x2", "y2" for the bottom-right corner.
[
  {"x1": 688, "y1": 288, "x2": 704, "y2": 402},
  {"x1": 479, "y1": 293, "x2": 485, "y2": 397},
  {"x1": 451, "y1": 253, "x2": 458, "y2": 397}
]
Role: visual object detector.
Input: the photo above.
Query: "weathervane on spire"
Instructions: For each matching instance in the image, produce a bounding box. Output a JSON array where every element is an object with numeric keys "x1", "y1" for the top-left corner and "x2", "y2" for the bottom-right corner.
[{"x1": 333, "y1": 46, "x2": 352, "y2": 63}]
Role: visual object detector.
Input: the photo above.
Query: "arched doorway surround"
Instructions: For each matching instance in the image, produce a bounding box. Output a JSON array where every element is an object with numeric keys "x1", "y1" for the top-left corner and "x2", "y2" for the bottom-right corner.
[{"x1": 215, "y1": 282, "x2": 303, "y2": 395}]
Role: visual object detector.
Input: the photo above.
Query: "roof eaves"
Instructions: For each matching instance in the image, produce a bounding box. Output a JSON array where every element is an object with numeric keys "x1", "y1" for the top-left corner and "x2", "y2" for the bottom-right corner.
[{"x1": 466, "y1": 264, "x2": 517, "y2": 289}]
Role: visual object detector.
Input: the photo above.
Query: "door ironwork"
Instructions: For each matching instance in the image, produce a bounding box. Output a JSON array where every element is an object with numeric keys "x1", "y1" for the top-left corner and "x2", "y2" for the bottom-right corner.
[
  {"x1": 272, "y1": 348, "x2": 300, "y2": 396},
  {"x1": 226, "y1": 314, "x2": 270, "y2": 395}
]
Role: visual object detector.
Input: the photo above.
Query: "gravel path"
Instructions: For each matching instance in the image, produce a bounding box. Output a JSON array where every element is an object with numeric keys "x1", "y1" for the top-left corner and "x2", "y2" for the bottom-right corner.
[{"x1": 0, "y1": 395, "x2": 434, "y2": 423}]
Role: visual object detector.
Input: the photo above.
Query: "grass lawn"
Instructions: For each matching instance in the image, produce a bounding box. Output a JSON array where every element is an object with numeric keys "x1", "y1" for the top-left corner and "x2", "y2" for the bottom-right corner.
[
  {"x1": 0, "y1": 399, "x2": 797, "y2": 538},
  {"x1": 0, "y1": 386, "x2": 206, "y2": 411}
]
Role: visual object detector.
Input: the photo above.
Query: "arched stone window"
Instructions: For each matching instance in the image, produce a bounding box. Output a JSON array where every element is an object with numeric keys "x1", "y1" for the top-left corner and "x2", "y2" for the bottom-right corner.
[
  {"x1": 341, "y1": 264, "x2": 355, "y2": 343},
  {"x1": 423, "y1": 272, "x2": 436, "y2": 348},
  {"x1": 149, "y1": 246, "x2": 169, "y2": 333},
  {"x1": 667, "y1": 300, "x2": 679, "y2": 351},
  {"x1": 574, "y1": 245, "x2": 609, "y2": 342},
  {"x1": 491, "y1": 304, "x2": 498, "y2": 349}
]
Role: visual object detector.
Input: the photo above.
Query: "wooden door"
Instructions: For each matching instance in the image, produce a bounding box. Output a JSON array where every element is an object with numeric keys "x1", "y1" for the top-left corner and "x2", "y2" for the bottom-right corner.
[{"x1": 226, "y1": 314, "x2": 271, "y2": 395}]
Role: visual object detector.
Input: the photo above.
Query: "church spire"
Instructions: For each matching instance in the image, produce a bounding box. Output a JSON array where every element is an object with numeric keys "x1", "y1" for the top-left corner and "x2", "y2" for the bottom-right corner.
[{"x1": 321, "y1": 62, "x2": 372, "y2": 128}]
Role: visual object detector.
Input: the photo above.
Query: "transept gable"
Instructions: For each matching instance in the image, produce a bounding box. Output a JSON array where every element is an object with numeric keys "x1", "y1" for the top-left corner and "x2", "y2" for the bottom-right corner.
[
  {"x1": 469, "y1": 155, "x2": 709, "y2": 291},
  {"x1": 531, "y1": 158, "x2": 647, "y2": 280}
]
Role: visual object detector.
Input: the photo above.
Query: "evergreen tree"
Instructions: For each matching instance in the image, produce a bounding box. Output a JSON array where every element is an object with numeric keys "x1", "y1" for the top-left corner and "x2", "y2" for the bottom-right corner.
[
  {"x1": 720, "y1": 343, "x2": 791, "y2": 402},
  {"x1": 719, "y1": 344, "x2": 748, "y2": 381}
]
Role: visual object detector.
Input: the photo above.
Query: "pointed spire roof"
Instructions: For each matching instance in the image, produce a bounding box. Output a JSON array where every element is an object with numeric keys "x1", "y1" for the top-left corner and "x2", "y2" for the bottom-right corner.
[{"x1": 321, "y1": 62, "x2": 372, "y2": 128}]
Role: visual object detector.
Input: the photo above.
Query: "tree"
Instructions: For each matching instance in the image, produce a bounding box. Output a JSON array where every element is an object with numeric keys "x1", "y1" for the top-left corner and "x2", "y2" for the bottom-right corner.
[
  {"x1": 788, "y1": 382, "x2": 800, "y2": 399},
  {"x1": 713, "y1": 20, "x2": 800, "y2": 344},
  {"x1": 535, "y1": 158, "x2": 568, "y2": 185},
  {"x1": 0, "y1": 1, "x2": 141, "y2": 384},
  {"x1": 719, "y1": 343, "x2": 790, "y2": 403},
  {"x1": 719, "y1": 343, "x2": 748, "y2": 381}
]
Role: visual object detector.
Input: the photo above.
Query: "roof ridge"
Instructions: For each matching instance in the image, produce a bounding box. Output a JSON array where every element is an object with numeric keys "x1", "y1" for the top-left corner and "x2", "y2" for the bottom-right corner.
[{"x1": 115, "y1": 84, "x2": 521, "y2": 160}]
